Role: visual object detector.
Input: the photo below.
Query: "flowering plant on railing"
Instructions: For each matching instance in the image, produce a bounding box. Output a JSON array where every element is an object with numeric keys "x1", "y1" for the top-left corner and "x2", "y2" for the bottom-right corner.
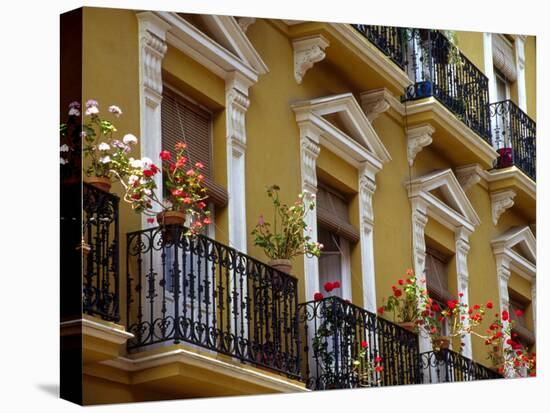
[
  {"x1": 60, "y1": 100, "x2": 137, "y2": 179},
  {"x1": 377, "y1": 269, "x2": 423, "y2": 325},
  {"x1": 483, "y1": 309, "x2": 536, "y2": 377},
  {"x1": 252, "y1": 185, "x2": 322, "y2": 260},
  {"x1": 352, "y1": 340, "x2": 384, "y2": 387},
  {"x1": 116, "y1": 141, "x2": 211, "y2": 236}
]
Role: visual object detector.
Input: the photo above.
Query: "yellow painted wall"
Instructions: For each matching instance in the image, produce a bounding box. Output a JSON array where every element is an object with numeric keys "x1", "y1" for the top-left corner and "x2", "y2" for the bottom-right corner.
[
  {"x1": 78, "y1": 10, "x2": 537, "y2": 397},
  {"x1": 525, "y1": 36, "x2": 537, "y2": 120}
]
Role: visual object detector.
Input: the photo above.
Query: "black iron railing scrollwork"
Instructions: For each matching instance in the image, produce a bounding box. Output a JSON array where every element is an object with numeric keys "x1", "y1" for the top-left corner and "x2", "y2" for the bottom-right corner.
[
  {"x1": 299, "y1": 296, "x2": 420, "y2": 390},
  {"x1": 83, "y1": 183, "x2": 120, "y2": 322},
  {"x1": 420, "y1": 350, "x2": 503, "y2": 383},
  {"x1": 125, "y1": 225, "x2": 301, "y2": 380},
  {"x1": 489, "y1": 100, "x2": 536, "y2": 181},
  {"x1": 353, "y1": 25, "x2": 492, "y2": 143},
  {"x1": 352, "y1": 24, "x2": 407, "y2": 69}
]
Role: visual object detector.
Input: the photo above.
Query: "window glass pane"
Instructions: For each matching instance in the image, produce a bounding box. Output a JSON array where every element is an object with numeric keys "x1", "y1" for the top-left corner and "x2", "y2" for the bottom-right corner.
[{"x1": 318, "y1": 226, "x2": 342, "y2": 297}]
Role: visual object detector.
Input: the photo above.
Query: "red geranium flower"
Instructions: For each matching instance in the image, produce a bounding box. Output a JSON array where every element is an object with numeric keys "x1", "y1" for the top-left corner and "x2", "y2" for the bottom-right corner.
[
  {"x1": 332, "y1": 281, "x2": 341, "y2": 289},
  {"x1": 398, "y1": 279, "x2": 405, "y2": 286},
  {"x1": 175, "y1": 142, "x2": 187, "y2": 150},
  {"x1": 374, "y1": 356, "x2": 382, "y2": 363},
  {"x1": 160, "y1": 150, "x2": 171, "y2": 160},
  {"x1": 447, "y1": 300, "x2": 457, "y2": 310},
  {"x1": 377, "y1": 306, "x2": 385, "y2": 315},
  {"x1": 486, "y1": 301, "x2": 494, "y2": 309},
  {"x1": 375, "y1": 366, "x2": 384, "y2": 373},
  {"x1": 314, "y1": 292, "x2": 324, "y2": 301},
  {"x1": 473, "y1": 304, "x2": 480, "y2": 310},
  {"x1": 393, "y1": 288, "x2": 402, "y2": 298},
  {"x1": 324, "y1": 282, "x2": 334, "y2": 293},
  {"x1": 502, "y1": 310, "x2": 509, "y2": 321},
  {"x1": 514, "y1": 309, "x2": 523, "y2": 317},
  {"x1": 361, "y1": 340, "x2": 368, "y2": 348},
  {"x1": 143, "y1": 169, "x2": 154, "y2": 177}
]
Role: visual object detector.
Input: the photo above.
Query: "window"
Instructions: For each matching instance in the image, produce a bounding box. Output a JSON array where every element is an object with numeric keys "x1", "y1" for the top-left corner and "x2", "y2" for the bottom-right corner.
[
  {"x1": 316, "y1": 183, "x2": 358, "y2": 299},
  {"x1": 161, "y1": 85, "x2": 228, "y2": 207},
  {"x1": 509, "y1": 293, "x2": 535, "y2": 349},
  {"x1": 425, "y1": 247, "x2": 453, "y2": 336}
]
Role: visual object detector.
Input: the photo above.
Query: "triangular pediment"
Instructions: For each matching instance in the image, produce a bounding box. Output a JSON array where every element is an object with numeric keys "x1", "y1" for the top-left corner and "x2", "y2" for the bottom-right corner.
[
  {"x1": 492, "y1": 226, "x2": 536, "y2": 264},
  {"x1": 406, "y1": 169, "x2": 481, "y2": 227},
  {"x1": 291, "y1": 93, "x2": 392, "y2": 166}
]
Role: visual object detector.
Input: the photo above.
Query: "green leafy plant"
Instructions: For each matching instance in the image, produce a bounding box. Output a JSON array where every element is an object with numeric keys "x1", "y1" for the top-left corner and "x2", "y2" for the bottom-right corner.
[{"x1": 251, "y1": 185, "x2": 322, "y2": 260}]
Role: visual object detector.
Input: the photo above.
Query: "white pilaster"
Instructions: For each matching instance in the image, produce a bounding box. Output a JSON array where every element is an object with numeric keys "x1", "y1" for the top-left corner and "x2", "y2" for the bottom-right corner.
[
  {"x1": 300, "y1": 128, "x2": 321, "y2": 301},
  {"x1": 483, "y1": 33, "x2": 497, "y2": 104},
  {"x1": 496, "y1": 258, "x2": 514, "y2": 378},
  {"x1": 137, "y1": 12, "x2": 170, "y2": 229},
  {"x1": 225, "y1": 72, "x2": 252, "y2": 253},
  {"x1": 515, "y1": 35, "x2": 527, "y2": 112},
  {"x1": 531, "y1": 281, "x2": 536, "y2": 334},
  {"x1": 359, "y1": 172, "x2": 377, "y2": 312},
  {"x1": 455, "y1": 228, "x2": 472, "y2": 358}
]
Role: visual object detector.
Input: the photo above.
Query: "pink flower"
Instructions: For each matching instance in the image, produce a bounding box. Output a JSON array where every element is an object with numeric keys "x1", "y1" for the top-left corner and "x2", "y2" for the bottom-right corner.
[
  {"x1": 108, "y1": 105, "x2": 122, "y2": 117},
  {"x1": 160, "y1": 150, "x2": 171, "y2": 161},
  {"x1": 258, "y1": 215, "x2": 265, "y2": 225},
  {"x1": 186, "y1": 169, "x2": 195, "y2": 176},
  {"x1": 195, "y1": 161, "x2": 204, "y2": 169},
  {"x1": 203, "y1": 217, "x2": 212, "y2": 225}
]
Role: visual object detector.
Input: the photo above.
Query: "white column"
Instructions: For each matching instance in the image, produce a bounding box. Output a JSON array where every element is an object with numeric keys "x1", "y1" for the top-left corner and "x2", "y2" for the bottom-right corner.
[
  {"x1": 496, "y1": 257, "x2": 515, "y2": 378},
  {"x1": 483, "y1": 33, "x2": 496, "y2": 104},
  {"x1": 455, "y1": 227, "x2": 472, "y2": 358},
  {"x1": 515, "y1": 35, "x2": 527, "y2": 112},
  {"x1": 299, "y1": 127, "x2": 321, "y2": 302},
  {"x1": 411, "y1": 201, "x2": 430, "y2": 353},
  {"x1": 359, "y1": 171, "x2": 377, "y2": 313},
  {"x1": 225, "y1": 72, "x2": 251, "y2": 253},
  {"x1": 137, "y1": 12, "x2": 170, "y2": 229},
  {"x1": 531, "y1": 280, "x2": 536, "y2": 334}
]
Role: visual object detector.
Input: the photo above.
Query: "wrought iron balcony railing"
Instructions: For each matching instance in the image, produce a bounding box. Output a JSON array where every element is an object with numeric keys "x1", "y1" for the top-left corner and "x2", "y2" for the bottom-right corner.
[
  {"x1": 353, "y1": 25, "x2": 492, "y2": 143},
  {"x1": 126, "y1": 225, "x2": 301, "y2": 380},
  {"x1": 489, "y1": 100, "x2": 536, "y2": 180},
  {"x1": 82, "y1": 183, "x2": 120, "y2": 322},
  {"x1": 352, "y1": 24, "x2": 407, "y2": 69},
  {"x1": 299, "y1": 296, "x2": 420, "y2": 390},
  {"x1": 420, "y1": 350, "x2": 502, "y2": 383}
]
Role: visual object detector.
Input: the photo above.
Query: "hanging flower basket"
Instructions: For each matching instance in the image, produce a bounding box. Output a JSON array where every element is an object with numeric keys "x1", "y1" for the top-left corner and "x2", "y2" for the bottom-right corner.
[
  {"x1": 157, "y1": 210, "x2": 186, "y2": 243},
  {"x1": 268, "y1": 259, "x2": 292, "y2": 275},
  {"x1": 85, "y1": 176, "x2": 112, "y2": 192}
]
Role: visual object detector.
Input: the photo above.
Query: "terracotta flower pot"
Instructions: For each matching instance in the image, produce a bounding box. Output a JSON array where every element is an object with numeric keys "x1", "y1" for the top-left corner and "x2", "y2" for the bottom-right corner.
[
  {"x1": 432, "y1": 336, "x2": 451, "y2": 352},
  {"x1": 85, "y1": 176, "x2": 112, "y2": 192},
  {"x1": 398, "y1": 322, "x2": 416, "y2": 333},
  {"x1": 157, "y1": 211, "x2": 186, "y2": 243},
  {"x1": 268, "y1": 259, "x2": 292, "y2": 275}
]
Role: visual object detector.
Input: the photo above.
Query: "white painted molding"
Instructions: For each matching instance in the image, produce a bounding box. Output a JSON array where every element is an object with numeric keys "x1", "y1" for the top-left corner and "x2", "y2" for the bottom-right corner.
[
  {"x1": 292, "y1": 35, "x2": 330, "y2": 84},
  {"x1": 491, "y1": 189, "x2": 517, "y2": 225},
  {"x1": 359, "y1": 173, "x2": 377, "y2": 312},
  {"x1": 283, "y1": 19, "x2": 307, "y2": 26},
  {"x1": 484, "y1": 33, "x2": 497, "y2": 104},
  {"x1": 407, "y1": 124, "x2": 435, "y2": 166},
  {"x1": 360, "y1": 89, "x2": 391, "y2": 122},
  {"x1": 455, "y1": 227, "x2": 473, "y2": 358},
  {"x1": 455, "y1": 166, "x2": 482, "y2": 191},
  {"x1": 514, "y1": 35, "x2": 527, "y2": 112},
  {"x1": 137, "y1": 12, "x2": 170, "y2": 229},
  {"x1": 236, "y1": 16, "x2": 256, "y2": 33}
]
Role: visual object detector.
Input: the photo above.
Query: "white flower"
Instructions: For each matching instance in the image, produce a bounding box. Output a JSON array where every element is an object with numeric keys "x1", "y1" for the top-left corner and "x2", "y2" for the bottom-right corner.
[
  {"x1": 98, "y1": 142, "x2": 110, "y2": 151},
  {"x1": 108, "y1": 105, "x2": 122, "y2": 117},
  {"x1": 100, "y1": 156, "x2": 111, "y2": 164},
  {"x1": 128, "y1": 175, "x2": 139, "y2": 185},
  {"x1": 69, "y1": 101, "x2": 80, "y2": 109},
  {"x1": 141, "y1": 157, "x2": 153, "y2": 168},
  {"x1": 80, "y1": 131, "x2": 87, "y2": 138},
  {"x1": 163, "y1": 199, "x2": 173, "y2": 209},
  {"x1": 85, "y1": 99, "x2": 98, "y2": 108},
  {"x1": 59, "y1": 144, "x2": 69, "y2": 152},
  {"x1": 60, "y1": 158, "x2": 68, "y2": 165},
  {"x1": 123, "y1": 134, "x2": 138, "y2": 145},
  {"x1": 139, "y1": 177, "x2": 148, "y2": 185},
  {"x1": 129, "y1": 158, "x2": 143, "y2": 169},
  {"x1": 85, "y1": 106, "x2": 99, "y2": 116},
  {"x1": 143, "y1": 188, "x2": 152, "y2": 196},
  {"x1": 68, "y1": 108, "x2": 80, "y2": 116}
]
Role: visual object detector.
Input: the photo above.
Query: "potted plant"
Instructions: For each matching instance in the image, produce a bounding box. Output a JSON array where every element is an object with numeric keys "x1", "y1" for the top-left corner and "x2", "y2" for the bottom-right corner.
[
  {"x1": 251, "y1": 185, "x2": 322, "y2": 274},
  {"x1": 117, "y1": 141, "x2": 211, "y2": 240},
  {"x1": 483, "y1": 309, "x2": 536, "y2": 377},
  {"x1": 377, "y1": 269, "x2": 427, "y2": 332},
  {"x1": 352, "y1": 340, "x2": 384, "y2": 387},
  {"x1": 60, "y1": 99, "x2": 136, "y2": 192}
]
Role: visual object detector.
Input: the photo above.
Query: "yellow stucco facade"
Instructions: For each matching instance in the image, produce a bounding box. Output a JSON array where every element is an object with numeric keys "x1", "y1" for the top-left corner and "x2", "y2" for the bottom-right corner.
[{"x1": 64, "y1": 7, "x2": 536, "y2": 405}]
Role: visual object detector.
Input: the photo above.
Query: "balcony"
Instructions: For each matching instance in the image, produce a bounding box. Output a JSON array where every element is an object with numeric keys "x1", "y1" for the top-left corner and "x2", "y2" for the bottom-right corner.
[
  {"x1": 489, "y1": 100, "x2": 536, "y2": 181},
  {"x1": 125, "y1": 225, "x2": 302, "y2": 380},
  {"x1": 82, "y1": 183, "x2": 120, "y2": 322},
  {"x1": 298, "y1": 296, "x2": 420, "y2": 389},
  {"x1": 354, "y1": 26, "x2": 492, "y2": 144},
  {"x1": 420, "y1": 350, "x2": 502, "y2": 383}
]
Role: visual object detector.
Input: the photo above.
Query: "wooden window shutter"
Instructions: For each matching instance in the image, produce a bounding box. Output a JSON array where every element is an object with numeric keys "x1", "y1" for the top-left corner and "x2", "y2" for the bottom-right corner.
[
  {"x1": 161, "y1": 87, "x2": 228, "y2": 207},
  {"x1": 316, "y1": 183, "x2": 360, "y2": 244},
  {"x1": 425, "y1": 247, "x2": 453, "y2": 303}
]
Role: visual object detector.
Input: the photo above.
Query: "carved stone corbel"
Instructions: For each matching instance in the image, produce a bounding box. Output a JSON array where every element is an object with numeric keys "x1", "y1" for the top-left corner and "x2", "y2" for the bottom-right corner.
[
  {"x1": 360, "y1": 90, "x2": 391, "y2": 122},
  {"x1": 407, "y1": 124, "x2": 435, "y2": 166},
  {"x1": 293, "y1": 35, "x2": 329, "y2": 84},
  {"x1": 491, "y1": 189, "x2": 516, "y2": 225}
]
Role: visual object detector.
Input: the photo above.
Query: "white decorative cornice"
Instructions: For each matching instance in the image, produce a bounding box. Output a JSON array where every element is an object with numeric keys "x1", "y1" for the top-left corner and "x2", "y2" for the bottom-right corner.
[
  {"x1": 236, "y1": 16, "x2": 256, "y2": 33},
  {"x1": 455, "y1": 166, "x2": 482, "y2": 191},
  {"x1": 360, "y1": 89, "x2": 391, "y2": 122},
  {"x1": 491, "y1": 189, "x2": 516, "y2": 225},
  {"x1": 293, "y1": 35, "x2": 329, "y2": 84},
  {"x1": 407, "y1": 124, "x2": 435, "y2": 166}
]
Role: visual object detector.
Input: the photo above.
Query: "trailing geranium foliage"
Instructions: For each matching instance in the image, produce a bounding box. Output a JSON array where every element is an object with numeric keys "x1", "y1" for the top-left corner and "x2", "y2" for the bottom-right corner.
[
  {"x1": 483, "y1": 310, "x2": 536, "y2": 377},
  {"x1": 251, "y1": 185, "x2": 323, "y2": 260},
  {"x1": 352, "y1": 340, "x2": 384, "y2": 387},
  {"x1": 117, "y1": 142, "x2": 211, "y2": 236},
  {"x1": 377, "y1": 269, "x2": 422, "y2": 324}
]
